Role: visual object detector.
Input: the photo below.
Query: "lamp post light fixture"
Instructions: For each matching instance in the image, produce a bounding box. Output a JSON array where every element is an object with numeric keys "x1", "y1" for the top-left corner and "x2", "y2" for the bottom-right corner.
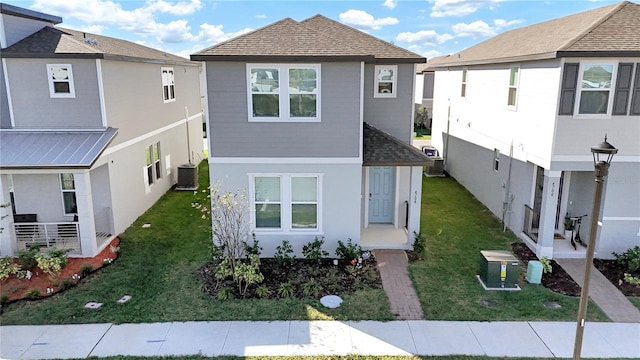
[{"x1": 573, "y1": 136, "x2": 618, "y2": 360}]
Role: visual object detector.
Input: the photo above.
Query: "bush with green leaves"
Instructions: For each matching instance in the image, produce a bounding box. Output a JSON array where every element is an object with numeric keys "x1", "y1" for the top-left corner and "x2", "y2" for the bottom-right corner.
[
  {"x1": 244, "y1": 235, "x2": 262, "y2": 258},
  {"x1": 35, "y1": 248, "x2": 70, "y2": 280},
  {"x1": 80, "y1": 264, "x2": 94, "y2": 277},
  {"x1": 412, "y1": 231, "x2": 427, "y2": 255},
  {"x1": 613, "y1": 246, "x2": 640, "y2": 273},
  {"x1": 302, "y1": 236, "x2": 328, "y2": 263},
  {"x1": 214, "y1": 255, "x2": 264, "y2": 296},
  {"x1": 335, "y1": 238, "x2": 362, "y2": 262},
  {"x1": 0, "y1": 257, "x2": 21, "y2": 281},
  {"x1": 302, "y1": 278, "x2": 323, "y2": 298},
  {"x1": 58, "y1": 278, "x2": 75, "y2": 291},
  {"x1": 540, "y1": 257, "x2": 552, "y2": 274},
  {"x1": 217, "y1": 287, "x2": 234, "y2": 300},
  {"x1": 274, "y1": 240, "x2": 295, "y2": 267},
  {"x1": 24, "y1": 288, "x2": 41, "y2": 300},
  {"x1": 277, "y1": 281, "x2": 295, "y2": 298},
  {"x1": 17, "y1": 246, "x2": 39, "y2": 270},
  {"x1": 255, "y1": 284, "x2": 271, "y2": 298}
]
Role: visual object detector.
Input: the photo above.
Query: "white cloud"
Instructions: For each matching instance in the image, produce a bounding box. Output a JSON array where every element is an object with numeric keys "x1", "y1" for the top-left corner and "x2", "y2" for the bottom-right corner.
[
  {"x1": 406, "y1": 45, "x2": 444, "y2": 59},
  {"x1": 452, "y1": 20, "x2": 495, "y2": 37},
  {"x1": 339, "y1": 9, "x2": 399, "y2": 30},
  {"x1": 146, "y1": 0, "x2": 202, "y2": 16},
  {"x1": 429, "y1": 0, "x2": 502, "y2": 18},
  {"x1": 494, "y1": 18, "x2": 523, "y2": 28},
  {"x1": 66, "y1": 24, "x2": 107, "y2": 34},
  {"x1": 156, "y1": 19, "x2": 194, "y2": 43},
  {"x1": 396, "y1": 30, "x2": 453, "y2": 45},
  {"x1": 254, "y1": 14, "x2": 267, "y2": 19},
  {"x1": 383, "y1": 0, "x2": 397, "y2": 10},
  {"x1": 196, "y1": 23, "x2": 253, "y2": 44}
]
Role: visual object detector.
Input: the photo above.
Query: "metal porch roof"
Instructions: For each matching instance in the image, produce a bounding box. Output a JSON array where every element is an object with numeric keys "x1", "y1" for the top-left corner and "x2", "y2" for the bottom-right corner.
[{"x1": 0, "y1": 128, "x2": 118, "y2": 169}]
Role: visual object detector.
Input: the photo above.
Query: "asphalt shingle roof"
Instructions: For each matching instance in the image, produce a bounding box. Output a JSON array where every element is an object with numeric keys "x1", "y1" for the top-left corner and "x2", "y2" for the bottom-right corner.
[
  {"x1": 363, "y1": 123, "x2": 431, "y2": 166},
  {"x1": 192, "y1": 15, "x2": 424, "y2": 63},
  {"x1": 1, "y1": 26, "x2": 188, "y2": 62},
  {"x1": 429, "y1": 1, "x2": 640, "y2": 67}
]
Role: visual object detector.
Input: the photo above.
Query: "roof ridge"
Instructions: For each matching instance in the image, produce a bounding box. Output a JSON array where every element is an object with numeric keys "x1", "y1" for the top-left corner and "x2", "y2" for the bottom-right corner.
[
  {"x1": 297, "y1": 14, "x2": 364, "y2": 54},
  {"x1": 558, "y1": 1, "x2": 629, "y2": 51},
  {"x1": 55, "y1": 27, "x2": 106, "y2": 54}
]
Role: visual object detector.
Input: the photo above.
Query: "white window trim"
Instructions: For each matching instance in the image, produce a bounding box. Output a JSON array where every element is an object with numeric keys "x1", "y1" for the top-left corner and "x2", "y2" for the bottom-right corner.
[
  {"x1": 374, "y1": 65, "x2": 398, "y2": 98},
  {"x1": 574, "y1": 60, "x2": 618, "y2": 118},
  {"x1": 248, "y1": 173, "x2": 323, "y2": 234},
  {"x1": 507, "y1": 66, "x2": 520, "y2": 109},
  {"x1": 161, "y1": 67, "x2": 176, "y2": 103},
  {"x1": 47, "y1": 64, "x2": 76, "y2": 98},
  {"x1": 59, "y1": 173, "x2": 77, "y2": 215},
  {"x1": 461, "y1": 68, "x2": 468, "y2": 99},
  {"x1": 154, "y1": 142, "x2": 162, "y2": 180},
  {"x1": 493, "y1": 149, "x2": 500, "y2": 172},
  {"x1": 246, "y1": 64, "x2": 321, "y2": 122},
  {"x1": 145, "y1": 143, "x2": 162, "y2": 187}
]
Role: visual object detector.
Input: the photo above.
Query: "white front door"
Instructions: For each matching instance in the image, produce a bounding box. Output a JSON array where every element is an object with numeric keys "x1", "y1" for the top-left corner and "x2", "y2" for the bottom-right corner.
[{"x1": 369, "y1": 166, "x2": 395, "y2": 223}]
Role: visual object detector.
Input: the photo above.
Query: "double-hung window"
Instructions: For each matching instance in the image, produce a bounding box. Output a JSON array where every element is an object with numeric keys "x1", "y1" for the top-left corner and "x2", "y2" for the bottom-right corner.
[
  {"x1": 576, "y1": 63, "x2": 615, "y2": 115},
  {"x1": 374, "y1": 65, "x2": 397, "y2": 98},
  {"x1": 47, "y1": 64, "x2": 75, "y2": 98},
  {"x1": 461, "y1": 68, "x2": 468, "y2": 98},
  {"x1": 251, "y1": 174, "x2": 321, "y2": 232},
  {"x1": 162, "y1": 67, "x2": 176, "y2": 102},
  {"x1": 507, "y1": 66, "x2": 519, "y2": 108},
  {"x1": 493, "y1": 149, "x2": 500, "y2": 172},
  {"x1": 145, "y1": 142, "x2": 162, "y2": 187},
  {"x1": 60, "y1": 174, "x2": 77, "y2": 215},
  {"x1": 247, "y1": 64, "x2": 320, "y2": 122}
]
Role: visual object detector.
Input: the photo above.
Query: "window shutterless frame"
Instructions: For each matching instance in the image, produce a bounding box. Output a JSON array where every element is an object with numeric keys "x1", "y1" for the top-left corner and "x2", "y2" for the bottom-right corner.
[
  {"x1": 47, "y1": 64, "x2": 76, "y2": 98},
  {"x1": 461, "y1": 68, "x2": 468, "y2": 98},
  {"x1": 60, "y1": 173, "x2": 78, "y2": 215},
  {"x1": 507, "y1": 66, "x2": 520, "y2": 108},
  {"x1": 161, "y1": 67, "x2": 176, "y2": 103},
  {"x1": 575, "y1": 61, "x2": 618, "y2": 117},
  {"x1": 374, "y1": 65, "x2": 398, "y2": 98}
]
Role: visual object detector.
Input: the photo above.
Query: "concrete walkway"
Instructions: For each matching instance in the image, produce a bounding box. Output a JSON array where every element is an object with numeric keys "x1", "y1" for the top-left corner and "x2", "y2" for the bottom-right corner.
[
  {"x1": 2, "y1": 320, "x2": 638, "y2": 358},
  {"x1": 375, "y1": 249, "x2": 424, "y2": 320},
  {"x1": 556, "y1": 258, "x2": 640, "y2": 323}
]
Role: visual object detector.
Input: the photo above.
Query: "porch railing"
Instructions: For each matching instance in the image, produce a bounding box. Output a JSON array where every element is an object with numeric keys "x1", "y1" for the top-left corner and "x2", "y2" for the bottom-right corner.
[
  {"x1": 523, "y1": 205, "x2": 540, "y2": 243},
  {"x1": 94, "y1": 207, "x2": 113, "y2": 249},
  {"x1": 13, "y1": 222, "x2": 81, "y2": 255}
]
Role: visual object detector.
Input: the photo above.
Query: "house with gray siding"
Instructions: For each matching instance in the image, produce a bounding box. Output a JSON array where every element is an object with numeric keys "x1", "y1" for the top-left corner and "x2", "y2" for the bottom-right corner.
[
  {"x1": 192, "y1": 15, "x2": 429, "y2": 256},
  {"x1": 0, "y1": 3, "x2": 204, "y2": 257},
  {"x1": 429, "y1": 1, "x2": 640, "y2": 259}
]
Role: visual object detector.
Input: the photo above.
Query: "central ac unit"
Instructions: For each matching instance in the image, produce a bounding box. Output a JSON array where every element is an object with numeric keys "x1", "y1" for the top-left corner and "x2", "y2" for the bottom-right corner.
[{"x1": 176, "y1": 164, "x2": 198, "y2": 190}]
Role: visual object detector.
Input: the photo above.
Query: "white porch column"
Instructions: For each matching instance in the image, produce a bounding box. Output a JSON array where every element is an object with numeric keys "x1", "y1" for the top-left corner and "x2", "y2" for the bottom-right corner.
[
  {"x1": 73, "y1": 172, "x2": 97, "y2": 257},
  {"x1": 536, "y1": 170, "x2": 561, "y2": 258},
  {"x1": 0, "y1": 174, "x2": 14, "y2": 256},
  {"x1": 408, "y1": 166, "x2": 423, "y2": 238}
]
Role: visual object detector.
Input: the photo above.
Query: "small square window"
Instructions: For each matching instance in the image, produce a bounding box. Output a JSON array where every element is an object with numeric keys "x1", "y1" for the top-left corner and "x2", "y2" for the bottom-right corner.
[
  {"x1": 374, "y1": 65, "x2": 397, "y2": 98},
  {"x1": 47, "y1": 64, "x2": 75, "y2": 98}
]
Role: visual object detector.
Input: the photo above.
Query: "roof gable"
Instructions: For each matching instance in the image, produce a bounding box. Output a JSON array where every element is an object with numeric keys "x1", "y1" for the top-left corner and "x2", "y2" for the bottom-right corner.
[
  {"x1": 192, "y1": 15, "x2": 425, "y2": 63},
  {"x1": 430, "y1": 1, "x2": 639, "y2": 67}
]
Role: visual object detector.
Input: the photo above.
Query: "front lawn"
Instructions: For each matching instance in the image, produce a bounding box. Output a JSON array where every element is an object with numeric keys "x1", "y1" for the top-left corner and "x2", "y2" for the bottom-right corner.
[
  {"x1": 411, "y1": 176, "x2": 609, "y2": 321},
  {"x1": 0, "y1": 161, "x2": 392, "y2": 325}
]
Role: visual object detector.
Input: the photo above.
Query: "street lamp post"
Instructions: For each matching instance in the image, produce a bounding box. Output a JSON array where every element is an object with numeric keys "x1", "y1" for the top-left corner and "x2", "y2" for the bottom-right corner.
[{"x1": 573, "y1": 136, "x2": 617, "y2": 360}]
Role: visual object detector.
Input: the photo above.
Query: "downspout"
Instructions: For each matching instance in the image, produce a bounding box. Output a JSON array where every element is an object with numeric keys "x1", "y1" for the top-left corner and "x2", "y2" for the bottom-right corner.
[
  {"x1": 503, "y1": 140, "x2": 514, "y2": 231},
  {"x1": 184, "y1": 106, "x2": 192, "y2": 164},
  {"x1": 443, "y1": 98, "x2": 451, "y2": 170}
]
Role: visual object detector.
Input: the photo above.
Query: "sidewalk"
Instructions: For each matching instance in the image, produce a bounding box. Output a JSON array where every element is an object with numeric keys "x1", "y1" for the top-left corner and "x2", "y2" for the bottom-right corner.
[{"x1": 1, "y1": 320, "x2": 638, "y2": 358}]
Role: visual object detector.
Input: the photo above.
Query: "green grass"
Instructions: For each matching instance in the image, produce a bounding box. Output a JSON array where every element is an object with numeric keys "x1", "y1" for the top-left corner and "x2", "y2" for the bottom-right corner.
[
  {"x1": 414, "y1": 128, "x2": 431, "y2": 140},
  {"x1": 629, "y1": 296, "x2": 640, "y2": 310},
  {"x1": 410, "y1": 176, "x2": 610, "y2": 322},
  {"x1": 0, "y1": 161, "x2": 392, "y2": 325}
]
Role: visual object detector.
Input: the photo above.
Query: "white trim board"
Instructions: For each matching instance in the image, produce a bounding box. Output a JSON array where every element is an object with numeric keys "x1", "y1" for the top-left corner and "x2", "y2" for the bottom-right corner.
[
  {"x1": 102, "y1": 112, "x2": 202, "y2": 156},
  {"x1": 602, "y1": 217, "x2": 640, "y2": 221},
  {"x1": 96, "y1": 59, "x2": 108, "y2": 127},
  {"x1": 210, "y1": 157, "x2": 362, "y2": 165},
  {"x1": 2, "y1": 58, "x2": 15, "y2": 127}
]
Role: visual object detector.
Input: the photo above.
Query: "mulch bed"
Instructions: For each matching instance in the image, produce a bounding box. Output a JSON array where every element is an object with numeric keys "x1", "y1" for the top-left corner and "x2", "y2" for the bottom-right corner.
[
  {"x1": 199, "y1": 256, "x2": 382, "y2": 300},
  {"x1": 1, "y1": 237, "x2": 120, "y2": 304},
  {"x1": 511, "y1": 242, "x2": 640, "y2": 297}
]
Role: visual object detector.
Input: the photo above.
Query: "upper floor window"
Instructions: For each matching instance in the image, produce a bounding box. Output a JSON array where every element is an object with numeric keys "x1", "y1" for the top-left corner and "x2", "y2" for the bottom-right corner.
[
  {"x1": 162, "y1": 67, "x2": 176, "y2": 102},
  {"x1": 577, "y1": 63, "x2": 615, "y2": 115},
  {"x1": 47, "y1": 64, "x2": 75, "y2": 98},
  {"x1": 60, "y1": 174, "x2": 77, "y2": 215},
  {"x1": 247, "y1": 64, "x2": 320, "y2": 122},
  {"x1": 374, "y1": 65, "x2": 397, "y2": 98},
  {"x1": 461, "y1": 68, "x2": 467, "y2": 98},
  {"x1": 507, "y1": 66, "x2": 519, "y2": 108}
]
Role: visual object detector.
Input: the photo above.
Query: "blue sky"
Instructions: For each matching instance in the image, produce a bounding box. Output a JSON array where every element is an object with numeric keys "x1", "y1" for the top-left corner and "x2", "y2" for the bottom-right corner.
[{"x1": 8, "y1": 0, "x2": 633, "y2": 59}]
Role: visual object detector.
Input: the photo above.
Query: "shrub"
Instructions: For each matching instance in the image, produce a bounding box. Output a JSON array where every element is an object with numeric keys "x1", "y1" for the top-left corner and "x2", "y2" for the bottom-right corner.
[
  {"x1": 277, "y1": 281, "x2": 295, "y2": 298},
  {"x1": 48, "y1": 248, "x2": 71, "y2": 267},
  {"x1": 274, "y1": 240, "x2": 295, "y2": 267},
  {"x1": 217, "y1": 287, "x2": 234, "y2": 300},
  {"x1": 412, "y1": 231, "x2": 427, "y2": 255},
  {"x1": 17, "y1": 247, "x2": 39, "y2": 270},
  {"x1": 25, "y1": 288, "x2": 41, "y2": 300},
  {"x1": 59, "y1": 278, "x2": 75, "y2": 291},
  {"x1": 613, "y1": 246, "x2": 640, "y2": 273},
  {"x1": 244, "y1": 234, "x2": 262, "y2": 258},
  {"x1": 80, "y1": 264, "x2": 94, "y2": 277},
  {"x1": 624, "y1": 273, "x2": 640, "y2": 285},
  {"x1": 35, "y1": 252, "x2": 66, "y2": 280},
  {"x1": 0, "y1": 294, "x2": 9, "y2": 304},
  {"x1": 233, "y1": 255, "x2": 264, "y2": 296},
  {"x1": 335, "y1": 238, "x2": 362, "y2": 263},
  {"x1": 255, "y1": 285, "x2": 271, "y2": 298},
  {"x1": 302, "y1": 279, "x2": 323, "y2": 298},
  {"x1": 540, "y1": 257, "x2": 552, "y2": 274},
  {"x1": 302, "y1": 236, "x2": 328, "y2": 263},
  {"x1": 0, "y1": 257, "x2": 21, "y2": 281}
]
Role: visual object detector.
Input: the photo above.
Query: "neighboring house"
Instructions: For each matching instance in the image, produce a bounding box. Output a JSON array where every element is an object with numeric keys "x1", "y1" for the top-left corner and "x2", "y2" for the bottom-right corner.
[
  {"x1": 430, "y1": 1, "x2": 640, "y2": 259},
  {"x1": 192, "y1": 15, "x2": 429, "y2": 255},
  {"x1": 0, "y1": 3, "x2": 204, "y2": 257}
]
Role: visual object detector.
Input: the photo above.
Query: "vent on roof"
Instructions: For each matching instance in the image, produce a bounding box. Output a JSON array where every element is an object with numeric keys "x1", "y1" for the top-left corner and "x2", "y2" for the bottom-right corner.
[{"x1": 84, "y1": 38, "x2": 98, "y2": 46}]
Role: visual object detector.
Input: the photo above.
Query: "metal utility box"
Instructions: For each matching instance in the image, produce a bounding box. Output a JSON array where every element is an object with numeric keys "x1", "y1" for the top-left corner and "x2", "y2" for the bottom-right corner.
[{"x1": 479, "y1": 250, "x2": 520, "y2": 288}]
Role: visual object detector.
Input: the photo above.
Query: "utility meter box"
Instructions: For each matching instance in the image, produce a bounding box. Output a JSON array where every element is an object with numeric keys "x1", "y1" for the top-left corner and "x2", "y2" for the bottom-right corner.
[{"x1": 479, "y1": 250, "x2": 520, "y2": 288}]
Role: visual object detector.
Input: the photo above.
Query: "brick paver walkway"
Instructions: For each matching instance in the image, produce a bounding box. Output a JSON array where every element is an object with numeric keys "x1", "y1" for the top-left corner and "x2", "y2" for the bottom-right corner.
[
  {"x1": 375, "y1": 249, "x2": 424, "y2": 320},
  {"x1": 556, "y1": 258, "x2": 640, "y2": 323}
]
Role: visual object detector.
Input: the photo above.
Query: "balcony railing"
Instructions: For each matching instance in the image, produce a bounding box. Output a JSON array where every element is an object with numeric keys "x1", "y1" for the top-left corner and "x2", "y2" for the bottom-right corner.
[
  {"x1": 13, "y1": 222, "x2": 81, "y2": 255},
  {"x1": 523, "y1": 205, "x2": 540, "y2": 243}
]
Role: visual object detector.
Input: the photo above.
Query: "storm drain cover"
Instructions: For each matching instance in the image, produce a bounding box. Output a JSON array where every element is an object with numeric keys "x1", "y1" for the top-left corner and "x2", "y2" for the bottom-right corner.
[
  {"x1": 479, "y1": 298, "x2": 497, "y2": 307},
  {"x1": 543, "y1": 301, "x2": 562, "y2": 309},
  {"x1": 320, "y1": 295, "x2": 343, "y2": 309},
  {"x1": 84, "y1": 302, "x2": 103, "y2": 309}
]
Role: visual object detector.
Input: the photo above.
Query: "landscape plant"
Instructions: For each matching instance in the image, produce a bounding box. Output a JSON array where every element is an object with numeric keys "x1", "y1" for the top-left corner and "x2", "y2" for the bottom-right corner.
[
  {"x1": 302, "y1": 236, "x2": 329, "y2": 263},
  {"x1": 412, "y1": 231, "x2": 427, "y2": 255},
  {"x1": 613, "y1": 245, "x2": 640, "y2": 284},
  {"x1": 335, "y1": 238, "x2": 362, "y2": 263},
  {"x1": 0, "y1": 257, "x2": 21, "y2": 281},
  {"x1": 540, "y1": 257, "x2": 552, "y2": 274},
  {"x1": 274, "y1": 239, "x2": 295, "y2": 267},
  {"x1": 17, "y1": 246, "x2": 39, "y2": 270},
  {"x1": 34, "y1": 248, "x2": 69, "y2": 281}
]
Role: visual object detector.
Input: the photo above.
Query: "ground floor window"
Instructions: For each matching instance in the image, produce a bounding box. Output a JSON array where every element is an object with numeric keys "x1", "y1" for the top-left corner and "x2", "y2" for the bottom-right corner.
[
  {"x1": 60, "y1": 173, "x2": 77, "y2": 215},
  {"x1": 145, "y1": 142, "x2": 162, "y2": 186},
  {"x1": 250, "y1": 174, "x2": 321, "y2": 232}
]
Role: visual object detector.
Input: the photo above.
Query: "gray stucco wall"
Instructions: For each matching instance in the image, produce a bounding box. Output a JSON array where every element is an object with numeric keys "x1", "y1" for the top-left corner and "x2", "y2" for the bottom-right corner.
[
  {"x1": 0, "y1": 60, "x2": 11, "y2": 128},
  {"x1": 443, "y1": 134, "x2": 534, "y2": 237},
  {"x1": 6, "y1": 58, "x2": 102, "y2": 128},
  {"x1": 363, "y1": 63, "x2": 415, "y2": 143},
  {"x1": 422, "y1": 72, "x2": 434, "y2": 99},
  {"x1": 101, "y1": 60, "x2": 202, "y2": 145},
  {"x1": 206, "y1": 62, "x2": 360, "y2": 158}
]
